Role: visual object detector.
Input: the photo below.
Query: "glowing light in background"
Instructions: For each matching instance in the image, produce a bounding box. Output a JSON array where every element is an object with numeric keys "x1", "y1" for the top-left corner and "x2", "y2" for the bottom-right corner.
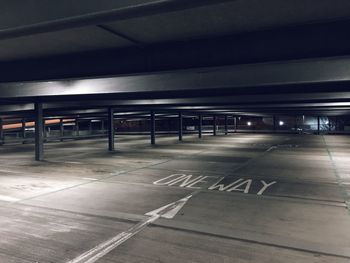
[
  {"x1": 247, "y1": 121, "x2": 252, "y2": 126},
  {"x1": 279, "y1": 121, "x2": 284, "y2": 126}
]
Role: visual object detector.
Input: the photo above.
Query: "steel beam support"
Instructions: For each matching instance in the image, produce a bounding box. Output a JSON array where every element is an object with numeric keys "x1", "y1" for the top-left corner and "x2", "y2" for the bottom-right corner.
[
  {"x1": 178, "y1": 112, "x2": 183, "y2": 141},
  {"x1": 213, "y1": 115, "x2": 217, "y2": 136},
  {"x1": 294, "y1": 116, "x2": 298, "y2": 134},
  {"x1": 317, "y1": 116, "x2": 320, "y2": 135},
  {"x1": 34, "y1": 102, "x2": 44, "y2": 161},
  {"x1": 198, "y1": 114, "x2": 202, "y2": 138},
  {"x1": 224, "y1": 115, "x2": 228, "y2": 135},
  {"x1": 273, "y1": 115, "x2": 277, "y2": 132},
  {"x1": 108, "y1": 107, "x2": 115, "y2": 151},
  {"x1": 150, "y1": 110, "x2": 156, "y2": 145}
]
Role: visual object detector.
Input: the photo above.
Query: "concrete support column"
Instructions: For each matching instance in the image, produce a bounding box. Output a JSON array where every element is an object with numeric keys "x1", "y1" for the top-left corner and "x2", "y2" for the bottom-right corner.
[
  {"x1": 224, "y1": 115, "x2": 228, "y2": 135},
  {"x1": 294, "y1": 116, "x2": 298, "y2": 134},
  {"x1": 89, "y1": 120, "x2": 93, "y2": 134},
  {"x1": 213, "y1": 115, "x2": 217, "y2": 136},
  {"x1": 34, "y1": 102, "x2": 44, "y2": 161},
  {"x1": 150, "y1": 110, "x2": 156, "y2": 145},
  {"x1": 335, "y1": 116, "x2": 338, "y2": 132},
  {"x1": 198, "y1": 114, "x2": 202, "y2": 138},
  {"x1": 22, "y1": 118, "x2": 26, "y2": 143},
  {"x1": 273, "y1": 115, "x2": 277, "y2": 132},
  {"x1": 317, "y1": 116, "x2": 320, "y2": 135},
  {"x1": 108, "y1": 107, "x2": 115, "y2": 151},
  {"x1": 234, "y1": 116, "x2": 237, "y2": 133},
  {"x1": 75, "y1": 118, "x2": 80, "y2": 136},
  {"x1": 101, "y1": 119, "x2": 105, "y2": 132},
  {"x1": 60, "y1": 118, "x2": 64, "y2": 141},
  {"x1": 0, "y1": 118, "x2": 3, "y2": 145},
  {"x1": 178, "y1": 112, "x2": 183, "y2": 141}
]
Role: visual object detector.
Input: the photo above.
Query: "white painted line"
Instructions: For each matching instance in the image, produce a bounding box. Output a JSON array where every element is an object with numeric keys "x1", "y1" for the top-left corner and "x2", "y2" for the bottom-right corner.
[
  {"x1": 67, "y1": 216, "x2": 159, "y2": 263},
  {"x1": 67, "y1": 194, "x2": 193, "y2": 263},
  {"x1": 266, "y1": 146, "x2": 277, "y2": 152},
  {"x1": 0, "y1": 195, "x2": 20, "y2": 202},
  {"x1": 0, "y1": 169, "x2": 22, "y2": 174},
  {"x1": 82, "y1": 177, "x2": 98, "y2": 181}
]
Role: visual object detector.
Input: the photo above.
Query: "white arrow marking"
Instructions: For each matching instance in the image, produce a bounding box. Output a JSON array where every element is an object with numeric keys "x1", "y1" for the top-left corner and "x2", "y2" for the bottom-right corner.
[
  {"x1": 67, "y1": 194, "x2": 193, "y2": 263},
  {"x1": 145, "y1": 194, "x2": 193, "y2": 219}
]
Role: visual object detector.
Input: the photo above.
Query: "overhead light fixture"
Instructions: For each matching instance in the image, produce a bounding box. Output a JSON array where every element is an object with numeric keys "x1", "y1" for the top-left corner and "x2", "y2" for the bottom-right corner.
[
  {"x1": 279, "y1": 121, "x2": 284, "y2": 126},
  {"x1": 247, "y1": 121, "x2": 252, "y2": 126}
]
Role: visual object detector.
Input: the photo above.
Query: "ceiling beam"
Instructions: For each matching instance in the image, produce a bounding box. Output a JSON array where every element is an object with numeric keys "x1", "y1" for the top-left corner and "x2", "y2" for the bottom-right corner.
[
  {"x1": 1, "y1": 56, "x2": 350, "y2": 101},
  {"x1": 2, "y1": 90, "x2": 350, "y2": 116}
]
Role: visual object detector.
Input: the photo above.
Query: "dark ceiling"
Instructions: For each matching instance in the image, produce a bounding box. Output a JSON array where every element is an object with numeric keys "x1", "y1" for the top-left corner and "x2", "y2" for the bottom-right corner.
[{"x1": 1, "y1": 0, "x2": 350, "y2": 118}]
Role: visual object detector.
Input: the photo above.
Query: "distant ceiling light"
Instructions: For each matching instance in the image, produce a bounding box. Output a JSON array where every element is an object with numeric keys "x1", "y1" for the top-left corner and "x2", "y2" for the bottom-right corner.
[
  {"x1": 247, "y1": 121, "x2": 252, "y2": 126},
  {"x1": 279, "y1": 121, "x2": 284, "y2": 126},
  {"x1": 325, "y1": 120, "x2": 329, "y2": 125}
]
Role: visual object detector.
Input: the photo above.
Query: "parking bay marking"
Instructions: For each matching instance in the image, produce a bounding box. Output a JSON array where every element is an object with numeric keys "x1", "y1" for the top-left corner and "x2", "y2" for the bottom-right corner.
[
  {"x1": 153, "y1": 174, "x2": 276, "y2": 195},
  {"x1": 67, "y1": 194, "x2": 194, "y2": 263}
]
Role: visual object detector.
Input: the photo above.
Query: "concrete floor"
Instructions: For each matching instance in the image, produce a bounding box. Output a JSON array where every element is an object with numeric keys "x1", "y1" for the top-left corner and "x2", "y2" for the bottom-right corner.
[{"x1": 0, "y1": 133, "x2": 349, "y2": 262}]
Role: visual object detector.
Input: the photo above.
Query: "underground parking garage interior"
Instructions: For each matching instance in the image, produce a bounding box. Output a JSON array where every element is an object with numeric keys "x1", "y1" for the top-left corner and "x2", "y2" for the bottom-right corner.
[{"x1": 2, "y1": 1, "x2": 350, "y2": 262}]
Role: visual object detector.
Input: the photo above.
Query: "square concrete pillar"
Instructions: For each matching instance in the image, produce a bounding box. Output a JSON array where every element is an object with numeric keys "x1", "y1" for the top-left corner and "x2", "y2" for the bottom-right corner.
[
  {"x1": 150, "y1": 110, "x2": 156, "y2": 145},
  {"x1": 178, "y1": 112, "x2": 183, "y2": 141},
  {"x1": 198, "y1": 114, "x2": 202, "y2": 138},
  {"x1": 34, "y1": 102, "x2": 44, "y2": 161},
  {"x1": 60, "y1": 118, "x2": 64, "y2": 141},
  {"x1": 108, "y1": 107, "x2": 115, "y2": 151},
  {"x1": 213, "y1": 115, "x2": 217, "y2": 136}
]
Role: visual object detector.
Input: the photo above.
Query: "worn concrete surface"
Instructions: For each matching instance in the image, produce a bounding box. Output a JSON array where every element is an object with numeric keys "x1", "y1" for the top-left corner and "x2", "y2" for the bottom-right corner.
[{"x1": 0, "y1": 134, "x2": 349, "y2": 262}]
